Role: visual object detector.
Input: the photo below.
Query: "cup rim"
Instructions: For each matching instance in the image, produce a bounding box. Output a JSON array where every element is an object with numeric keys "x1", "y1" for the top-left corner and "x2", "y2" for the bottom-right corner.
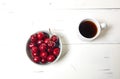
[
  {"x1": 26, "y1": 30, "x2": 62, "y2": 65},
  {"x1": 78, "y1": 18, "x2": 101, "y2": 41}
]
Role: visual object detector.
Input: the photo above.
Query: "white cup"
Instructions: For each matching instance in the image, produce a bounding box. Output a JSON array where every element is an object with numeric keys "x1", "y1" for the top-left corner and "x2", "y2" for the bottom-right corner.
[{"x1": 78, "y1": 18, "x2": 107, "y2": 41}]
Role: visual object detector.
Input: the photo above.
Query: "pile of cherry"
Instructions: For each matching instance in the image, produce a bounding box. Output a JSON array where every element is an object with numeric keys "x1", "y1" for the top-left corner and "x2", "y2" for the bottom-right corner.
[{"x1": 27, "y1": 32, "x2": 60, "y2": 64}]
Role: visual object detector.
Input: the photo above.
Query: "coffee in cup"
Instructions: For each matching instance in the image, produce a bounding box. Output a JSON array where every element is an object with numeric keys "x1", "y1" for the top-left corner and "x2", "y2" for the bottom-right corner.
[{"x1": 78, "y1": 18, "x2": 107, "y2": 41}]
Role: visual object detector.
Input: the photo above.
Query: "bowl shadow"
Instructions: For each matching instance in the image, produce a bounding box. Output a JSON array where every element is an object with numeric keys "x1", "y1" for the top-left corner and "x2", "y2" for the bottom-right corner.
[
  {"x1": 26, "y1": 31, "x2": 69, "y2": 65},
  {"x1": 55, "y1": 32, "x2": 69, "y2": 63}
]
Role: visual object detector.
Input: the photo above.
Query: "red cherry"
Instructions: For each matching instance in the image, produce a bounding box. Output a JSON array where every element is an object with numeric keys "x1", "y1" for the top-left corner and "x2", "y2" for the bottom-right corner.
[
  {"x1": 31, "y1": 46, "x2": 38, "y2": 53},
  {"x1": 33, "y1": 56, "x2": 41, "y2": 63},
  {"x1": 47, "y1": 48, "x2": 53, "y2": 54},
  {"x1": 28, "y1": 42, "x2": 35, "y2": 48},
  {"x1": 41, "y1": 58, "x2": 47, "y2": 64},
  {"x1": 47, "y1": 55, "x2": 55, "y2": 62},
  {"x1": 39, "y1": 43, "x2": 47, "y2": 51},
  {"x1": 53, "y1": 48, "x2": 60, "y2": 56},
  {"x1": 51, "y1": 35, "x2": 58, "y2": 42},
  {"x1": 32, "y1": 52, "x2": 38, "y2": 57},
  {"x1": 47, "y1": 41, "x2": 55, "y2": 48},
  {"x1": 44, "y1": 38, "x2": 50, "y2": 44},
  {"x1": 30, "y1": 34, "x2": 37, "y2": 42},
  {"x1": 37, "y1": 40, "x2": 43, "y2": 45},
  {"x1": 37, "y1": 32, "x2": 44, "y2": 40},
  {"x1": 40, "y1": 52, "x2": 48, "y2": 58}
]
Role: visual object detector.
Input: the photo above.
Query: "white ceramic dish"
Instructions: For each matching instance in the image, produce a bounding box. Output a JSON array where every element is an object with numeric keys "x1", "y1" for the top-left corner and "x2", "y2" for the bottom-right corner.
[{"x1": 26, "y1": 30, "x2": 62, "y2": 65}]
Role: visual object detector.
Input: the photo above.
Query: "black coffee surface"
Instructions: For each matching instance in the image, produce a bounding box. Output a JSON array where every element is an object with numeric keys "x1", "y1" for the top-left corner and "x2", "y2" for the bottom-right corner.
[{"x1": 79, "y1": 21, "x2": 97, "y2": 38}]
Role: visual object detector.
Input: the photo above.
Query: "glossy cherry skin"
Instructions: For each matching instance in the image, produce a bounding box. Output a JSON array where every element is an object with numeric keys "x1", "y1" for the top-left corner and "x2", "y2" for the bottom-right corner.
[
  {"x1": 47, "y1": 41, "x2": 55, "y2": 48},
  {"x1": 53, "y1": 48, "x2": 60, "y2": 56},
  {"x1": 28, "y1": 42, "x2": 35, "y2": 49},
  {"x1": 33, "y1": 56, "x2": 41, "y2": 63},
  {"x1": 44, "y1": 38, "x2": 50, "y2": 44},
  {"x1": 37, "y1": 40, "x2": 43, "y2": 45},
  {"x1": 30, "y1": 34, "x2": 37, "y2": 43},
  {"x1": 47, "y1": 48, "x2": 53, "y2": 54},
  {"x1": 37, "y1": 32, "x2": 44, "y2": 40},
  {"x1": 39, "y1": 43, "x2": 47, "y2": 51},
  {"x1": 47, "y1": 55, "x2": 55, "y2": 62},
  {"x1": 51, "y1": 35, "x2": 58, "y2": 42},
  {"x1": 31, "y1": 46, "x2": 38, "y2": 53},
  {"x1": 32, "y1": 52, "x2": 39, "y2": 57},
  {"x1": 40, "y1": 52, "x2": 48, "y2": 58},
  {"x1": 41, "y1": 58, "x2": 47, "y2": 64}
]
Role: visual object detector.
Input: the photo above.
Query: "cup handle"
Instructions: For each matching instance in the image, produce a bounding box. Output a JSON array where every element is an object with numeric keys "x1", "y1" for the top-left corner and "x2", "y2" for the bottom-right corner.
[{"x1": 100, "y1": 23, "x2": 107, "y2": 29}]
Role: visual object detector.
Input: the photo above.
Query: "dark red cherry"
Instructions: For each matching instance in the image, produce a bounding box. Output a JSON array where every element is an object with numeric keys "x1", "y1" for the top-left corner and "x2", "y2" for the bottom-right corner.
[
  {"x1": 39, "y1": 43, "x2": 47, "y2": 51},
  {"x1": 51, "y1": 35, "x2": 58, "y2": 42},
  {"x1": 47, "y1": 41, "x2": 55, "y2": 48},
  {"x1": 40, "y1": 52, "x2": 48, "y2": 58},
  {"x1": 31, "y1": 46, "x2": 38, "y2": 53},
  {"x1": 47, "y1": 55, "x2": 55, "y2": 62},
  {"x1": 41, "y1": 58, "x2": 47, "y2": 64},
  {"x1": 33, "y1": 56, "x2": 41, "y2": 63},
  {"x1": 37, "y1": 32, "x2": 44, "y2": 40},
  {"x1": 30, "y1": 34, "x2": 37, "y2": 43},
  {"x1": 32, "y1": 52, "x2": 38, "y2": 57},
  {"x1": 28, "y1": 42, "x2": 35, "y2": 48},
  {"x1": 37, "y1": 40, "x2": 43, "y2": 45},
  {"x1": 47, "y1": 48, "x2": 53, "y2": 54},
  {"x1": 53, "y1": 48, "x2": 60, "y2": 56},
  {"x1": 44, "y1": 38, "x2": 50, "y2": 44}
]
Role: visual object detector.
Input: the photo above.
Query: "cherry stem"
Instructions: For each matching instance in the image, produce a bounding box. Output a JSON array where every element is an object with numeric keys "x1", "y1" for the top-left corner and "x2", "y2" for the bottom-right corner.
[{"x1": 49, "y1": 28, "x2": 53, "y2": 36}]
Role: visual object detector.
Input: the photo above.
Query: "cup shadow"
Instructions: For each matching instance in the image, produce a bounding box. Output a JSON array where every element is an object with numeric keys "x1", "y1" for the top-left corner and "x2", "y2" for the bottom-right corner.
[{"x1": 96, "y1": 23, "x2": 111, "y2": 40}]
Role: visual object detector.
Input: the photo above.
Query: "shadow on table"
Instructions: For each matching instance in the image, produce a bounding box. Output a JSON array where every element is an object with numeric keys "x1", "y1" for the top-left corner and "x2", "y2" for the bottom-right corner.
[
  {"x1": 96, "y1": 23, "x2": 111, "y2": 40},
  {"x1": 56, "y1": 32, "x2": 69, "y2": 63}
]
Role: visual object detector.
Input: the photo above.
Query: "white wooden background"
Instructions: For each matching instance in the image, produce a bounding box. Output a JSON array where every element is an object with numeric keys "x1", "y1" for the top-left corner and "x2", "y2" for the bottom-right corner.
[{"x1": 0, "y1": 0, "x2": 120, "y2": 79}]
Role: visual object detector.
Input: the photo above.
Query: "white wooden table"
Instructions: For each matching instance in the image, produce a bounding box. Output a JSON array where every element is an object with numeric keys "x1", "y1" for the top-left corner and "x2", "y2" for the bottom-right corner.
[{"x1": 0, "y1": 0, "x2": 120, "y2": 79}]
